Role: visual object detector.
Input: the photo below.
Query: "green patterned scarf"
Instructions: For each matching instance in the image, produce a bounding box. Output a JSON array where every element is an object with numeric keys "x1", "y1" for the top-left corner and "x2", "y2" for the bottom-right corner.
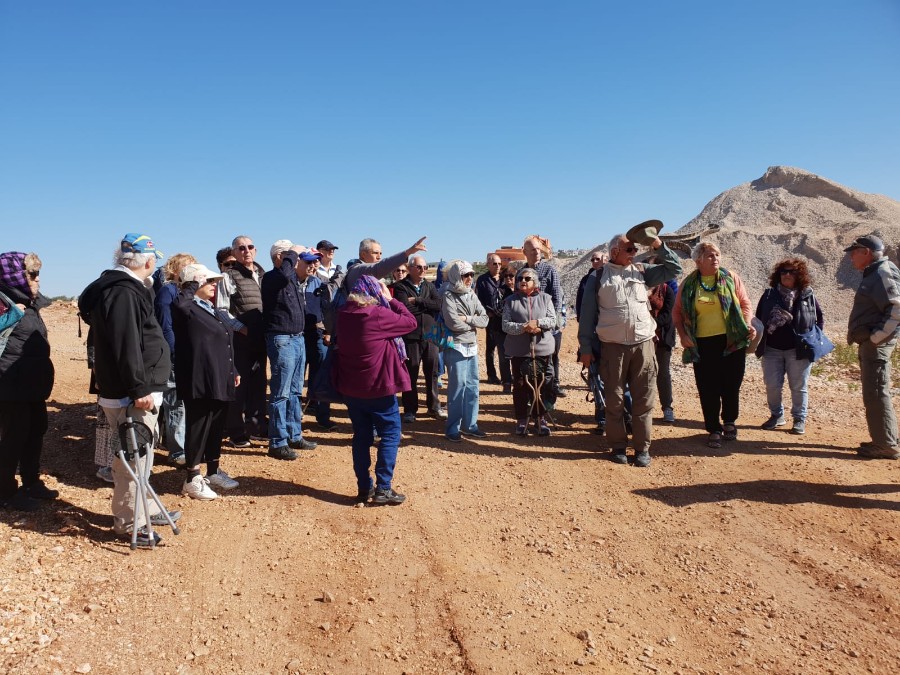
[{"x1": 679, "y1": 268, "x2": 750, "y2": 364}]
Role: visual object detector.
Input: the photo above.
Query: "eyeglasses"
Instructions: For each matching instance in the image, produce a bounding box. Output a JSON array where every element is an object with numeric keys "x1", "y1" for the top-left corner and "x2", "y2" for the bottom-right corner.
[
  {"x1": 623, "y1": 246, "x2": 638, "y2": 254},
  {"x1": 503, "y1": 274, "x2": 515, "y2": 279},
  {"x1": 220, "y1": 260, "x2": 236, "y2": 269},
  {"x1": 237, "y1": 244, "x2": 255, "y2": 252},
  {"x1": 489, "y1": 261, "x2": 502, "y2": 265},
  {"x1": 27, "y1": 270, "x2": 40, "y2": 280},
  {"x1": 412, "y1": 264, "x2": 428, "y2": 270},
  {"x1": 203, "y1": 279, "x2": 218, "y2": 286},
  {"x1": 462, "y1": 272, "x2": 475, "y2": 278},
  {"x1": 590, "y1": 257, "x2": 602, "y2": 262},
  {"x1": 518, "y1": 277, "x2": 536, "y2": 283},
  {"x1": 395, "y1": 269, "x2": 408, "y2": 274},
  {"x1": 780, "y1": 269, "x2": 797, "y2": 276}
]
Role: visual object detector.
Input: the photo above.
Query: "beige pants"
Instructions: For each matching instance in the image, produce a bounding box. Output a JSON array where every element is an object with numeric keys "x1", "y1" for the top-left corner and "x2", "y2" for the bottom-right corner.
[
  {"x1": 101, "y1": 405, "x2": 162, "y2": 535},
  {"x1": 598, "y1": 340, "x2": 658, "y2": 454}
]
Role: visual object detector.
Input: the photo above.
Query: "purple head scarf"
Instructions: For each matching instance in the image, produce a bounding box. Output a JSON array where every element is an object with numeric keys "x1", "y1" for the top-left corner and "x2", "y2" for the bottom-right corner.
[
  {"x1": 0, "y1": 252, "x2": 30, "y2": 298},
  {"x1": 350, "y1": 275, "x2": 407, "y2": 361}
]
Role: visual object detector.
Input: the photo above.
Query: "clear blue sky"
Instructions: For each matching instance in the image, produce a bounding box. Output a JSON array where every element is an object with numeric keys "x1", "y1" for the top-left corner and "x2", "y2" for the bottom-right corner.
[{"x1": 2, "y1": 1, "x2": 898, "y2": 297}]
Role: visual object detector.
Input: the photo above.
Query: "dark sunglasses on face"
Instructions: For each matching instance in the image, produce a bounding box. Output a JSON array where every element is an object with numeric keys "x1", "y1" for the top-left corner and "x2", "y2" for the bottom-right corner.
[
  {"x1": 780, "y1": 269, "x2": 797, "y2": 275},
  {"x1": 519, "y1": 277, "x2": 535, "y2": 283},
  {"x1": 238, "y1": 244, "x2": 255, "y2": 252},
  {"x1": 462, "y1": 272, "x2": 475, "y2": 278},
  {"x1": 489, "y1": 261, "x2": 502, "y2": 265},
  {"x1": 27, "y1": 271, "x2": 40, "y2": 280},
  {"x1": 623, "y1": 246, "x2": 638, "y2": 254},
  {"x1": 591, "y1": 257, "x2": 602, "y2": 262},
  {"x1": 220, "y1": 260, "x2": 236, "y2": 268},
  {"x1": 413, "y1": 264, "x2": 428, "y2": 270}
]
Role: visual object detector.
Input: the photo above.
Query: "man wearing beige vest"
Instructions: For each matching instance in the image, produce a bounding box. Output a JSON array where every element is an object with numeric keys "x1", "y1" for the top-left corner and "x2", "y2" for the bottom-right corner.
[{"x1": 578, "y1": 232, "x2": 680, "y2": 467}]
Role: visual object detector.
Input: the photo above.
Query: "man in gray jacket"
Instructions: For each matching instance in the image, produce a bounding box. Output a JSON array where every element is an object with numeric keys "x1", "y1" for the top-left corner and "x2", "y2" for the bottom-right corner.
[
  {"x1": 578, "y1": 232, "x2": 681, "y2": 467},
  {"x1": 846, "y1": 235, "x2": 900, "y2": 460}
]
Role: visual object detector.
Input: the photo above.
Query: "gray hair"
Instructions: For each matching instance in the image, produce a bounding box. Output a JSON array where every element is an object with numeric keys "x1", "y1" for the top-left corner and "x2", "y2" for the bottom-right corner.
[
  {"x1": 269, "y1": 239, "x2": 294, "y2": 264},
  {"x1": 691, "y1": 241, "x2": 721, "y2": 263},
  {"x1": 409, "y1": 254, "x2": 427, "y2": 267},
  {"x1": 872, "y1": 249, "x2": 885, "y2": 261},
  {"x1": 231, "y1": 235, "x2": 253, "y2": 248},
  {"x1": 359, "y1": 238, "x2": 380, "y2": 255},
  {"x1": 113, "y1": 249, "x2": 155, "y2": 270},
  {"x1": 607, "y1": 234, "x2": 627, "y2": 254}
]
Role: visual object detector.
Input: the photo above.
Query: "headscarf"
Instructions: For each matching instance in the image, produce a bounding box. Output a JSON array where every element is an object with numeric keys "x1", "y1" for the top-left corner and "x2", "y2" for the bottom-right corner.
[
  {"x1": 0, "y1": 252, "x2": 31, "y2": 298},
  {"x1": 350, "y1": 275, "x2": 407, "y2": 360},
  {"x1": 444, "y1": 259, "x2": 474, "y2": 295}
]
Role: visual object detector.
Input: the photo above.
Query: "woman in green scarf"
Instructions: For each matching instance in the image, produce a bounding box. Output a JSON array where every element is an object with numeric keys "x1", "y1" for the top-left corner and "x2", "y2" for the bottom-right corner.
[{"x1": 673, "y1": 242, "x2": 756, "y2": 448}]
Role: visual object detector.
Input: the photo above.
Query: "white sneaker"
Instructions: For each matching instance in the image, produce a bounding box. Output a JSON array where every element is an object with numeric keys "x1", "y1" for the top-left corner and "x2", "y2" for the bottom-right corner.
[
  {"x1": 96, "y1": 466, "x2": 113, "y2": 483},
  {"x1": 182, "y1": 474, "x2": 217, "y2": 500},
  {"x1": 206, "y1": 470, "x2": 239, "y2": 490},
  {"x1": 663, "y1": 408, "x2": 676, "y2": 423}
]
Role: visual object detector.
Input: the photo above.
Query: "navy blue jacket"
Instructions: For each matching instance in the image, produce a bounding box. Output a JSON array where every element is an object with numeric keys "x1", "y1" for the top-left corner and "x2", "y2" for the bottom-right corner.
[{"x1": 261, "y1": 251, "x2": 306, "y2": 335}]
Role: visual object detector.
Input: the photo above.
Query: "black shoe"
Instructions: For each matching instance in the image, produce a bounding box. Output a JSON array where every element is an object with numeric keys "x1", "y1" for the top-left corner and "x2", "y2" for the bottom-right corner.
[
  {"x1": 372, "y1": 488, "x2": 406, "y2": 505},
  {"x1": 355, "y1": 487, "x2": 375, "y2": 506},
  {"x1": 593, "y1": 424, "x2": 606, "y2": 436},
  {"x1": 149, "y1": 510, "x2": 182, "y2": 527},
  {"x1": 229, "y1": 437, "x2": 252, "y2": 448},
  {"x1": 268, "y1": 445, "x2": 298, "y2": 460},
  {"x1": 554, "y1": 389, "x2": 567, "y2": 398},
  {"x1": 460, "y1": 428, "x2": 487, "y2": 439},
  {"x1": 129, "y1": 527, "x2": 163, "y2": 549},
  {"x1": 1, "y1": 489, "x2": 41, "y2": 512},
  {"x1": 610, "y1": 451, "x2": 628, "y2": 464},
  {"x1": 502, "y1": 383, "x2": 512, "y2": 395},
  {"x1": 486, "y1": 376, "x2": 502, "y2": 385},
  {"x1": 316, "y1": 420, "x2": 338, "y2": 431},
  {"x1": 24, "y1": 480, "x2": 59, "y2": 500},
  {"x1": 288, "y1": 437, "x2": 318, "y2": 450}
]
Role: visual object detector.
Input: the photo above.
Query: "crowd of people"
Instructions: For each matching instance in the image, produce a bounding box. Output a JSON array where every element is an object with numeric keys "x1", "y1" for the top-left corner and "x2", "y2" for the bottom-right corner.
[{"x1": 0, "y1": 230, "x2": 897, "y2": 547}]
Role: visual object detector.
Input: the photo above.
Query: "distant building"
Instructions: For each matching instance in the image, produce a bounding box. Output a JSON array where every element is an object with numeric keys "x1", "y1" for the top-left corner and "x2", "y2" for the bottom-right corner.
[{"x1": 493, "y1": 235, "x2": 552, "y2": 266}]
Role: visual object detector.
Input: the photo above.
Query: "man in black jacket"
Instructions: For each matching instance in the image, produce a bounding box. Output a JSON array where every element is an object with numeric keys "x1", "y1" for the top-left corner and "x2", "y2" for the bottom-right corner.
[
  {"x1": 79, "y1": 233, "x2": 176, "y2": 547},
  {"x1": 393, "y1": 255, "x2": 446, "y2": 422},
  {"x1": 475, "y1": 253, "x2": 511, "y2": 390}
]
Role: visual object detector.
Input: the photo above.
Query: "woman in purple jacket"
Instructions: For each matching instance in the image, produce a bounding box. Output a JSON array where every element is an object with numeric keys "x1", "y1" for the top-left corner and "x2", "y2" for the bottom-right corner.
[{"x1": 335, "y1": 275, "x2": 417, "y2": 506}]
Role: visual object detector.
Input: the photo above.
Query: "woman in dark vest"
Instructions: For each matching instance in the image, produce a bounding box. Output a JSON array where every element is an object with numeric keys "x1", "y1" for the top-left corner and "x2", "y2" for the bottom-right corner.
[{"x1": 754, "y1": 258, "x2": 823, "y2": 436}]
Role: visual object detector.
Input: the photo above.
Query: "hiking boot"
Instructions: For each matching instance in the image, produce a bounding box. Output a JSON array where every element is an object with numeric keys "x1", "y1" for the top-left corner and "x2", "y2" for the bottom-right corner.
[
  {"x1": 1, "y1": 488, "x2": 41, "y2": 512},
  {"x1": 634, "y1": 451, "x2": 651, "y2": 467},
  {"x1": 268, "y1": 445, "x2": 298, "y2": 460},
  {"x1": 24, "y1": 480, "x2": 59, "y2": 500},
  {"x1": 149, "y1": 510, "x2": 182, "y2": 527},
  {"x1": 316, "y1": 420, "x2": 338, "y2": 431},
  {"x1": 460, "y1": 428, "x2": 487, "y2": 439},
  {"x1": 206, "y1": 470, "x2": 239, "y2": 490},
  {"x1": 431, "y1": 407, "x2": 448, "y2": 419},
  {"x1": 130, "y1": 527, "x2": 162, "y2": 549},
  {"x1": 170, "y1": 452, "x2": 186, "y2": 466},
  {"x1": 610, "y1": 451, "x2": 628, "y2": 464},
  {"x1": 229, "y1": 437, "x2": 252, "y2": 448},
  {"x1": 593, "y1": 423, "x2": 605, "y2": 436},
  {"x1": 857, "y1": 444, "x2": 900, "y2": 460},
  {"x1": 355, "y1": 487, "x2": 375, "y2": 506},
  {"x1": 182, "y1": 474, "x2": 218, "y2": 500},
  {"x1": 662, "y1": 408, "x2": 676, "y2": 423},
  {"x1": 487, "y1": 376, "x2": 502, "y2": 385},
  {"x1": 96, "y1": 466, "x2": 114, "y2": 483},
  {"x1": 288, "y1": 437, "x2": 317, "y2": 451},
  {"x1": 761, "y1": 415, "x2": 786, "y2": 430},
  {"x1": 791, "y1": 419, "x2": 806, "y2": 435},
  {"x1": 372, "y1": 488, "x2": 406, "y2": 505},
  {"x1": 401, "y1": 412, "x2": 416, "y2": 424}
]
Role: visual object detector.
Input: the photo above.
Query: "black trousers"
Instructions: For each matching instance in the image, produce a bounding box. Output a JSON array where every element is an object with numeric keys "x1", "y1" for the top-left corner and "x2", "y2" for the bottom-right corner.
[
  {"x1": 227, "y1": 333, "x2": 267, "y2": 440},
  {"x1": 185, "y1": 399, "x2": 228, "y2": 470},
  {"x1": 486, "y1": 323, "x2": 512, "y2": 384},
  {"x1": 693, "y1": 334, "x2": 746, "y2": 433},
  {"x1": 510, "y1": 356, "x2": 552, "y2": 420},
  {"x1": 0, "y1": 401, "x2": 47, "y2": 498},
  {"x1": 401, "y1": 339, "x2": 440, "y2": 415}
]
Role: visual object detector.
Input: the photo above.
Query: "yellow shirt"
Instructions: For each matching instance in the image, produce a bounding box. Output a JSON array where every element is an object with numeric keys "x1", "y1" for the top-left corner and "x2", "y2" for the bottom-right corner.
[{"x1": 694, "y1": 275, "x2": 726, "y2": 337}]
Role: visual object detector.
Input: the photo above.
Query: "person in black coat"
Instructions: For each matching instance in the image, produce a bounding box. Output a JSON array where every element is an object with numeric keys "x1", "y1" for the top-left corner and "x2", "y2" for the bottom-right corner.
[
  {"x1": 0, "y1": 252, "x2": 56, "y2": 511},
  {"x1": 172, "y1": 264, "x2": 242, "y2": 500},
  {"x1": 649, "y1": 281, "x2": 676, "y2": 423}
]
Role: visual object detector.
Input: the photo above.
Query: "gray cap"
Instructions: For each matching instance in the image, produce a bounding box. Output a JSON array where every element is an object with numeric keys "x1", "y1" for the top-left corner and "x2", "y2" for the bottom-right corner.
[{"x1": 844, "y1": 235, "x2": 885, "y2": 253}]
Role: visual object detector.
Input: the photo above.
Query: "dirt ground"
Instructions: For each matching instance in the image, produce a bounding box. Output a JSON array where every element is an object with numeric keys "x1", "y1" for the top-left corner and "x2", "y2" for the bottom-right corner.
[{"x1": 1, "y1": 302, "x2": 898, "y2": 674}]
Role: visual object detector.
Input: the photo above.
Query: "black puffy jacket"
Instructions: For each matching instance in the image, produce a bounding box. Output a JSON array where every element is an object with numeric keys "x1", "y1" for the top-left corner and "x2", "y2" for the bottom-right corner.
[{"x1": 0, "y1": 286, "x2": 54, "y2": 402}]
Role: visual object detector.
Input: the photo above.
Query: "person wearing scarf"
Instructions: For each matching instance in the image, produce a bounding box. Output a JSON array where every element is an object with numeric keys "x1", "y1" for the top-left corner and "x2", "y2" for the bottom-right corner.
[
  {"x1": 673, "y1": 241, "x2": 755, "y2": 449},
  {"x1": 754, "y1": 258, "x2": 823, "y2": 436},
  {"x1": 335, "y1": 275, "x2": 416, "y2": 506},
  {"x1": 0, "y1": 252, "x2": 56, "y2": 511},
  {"x1": 440, "y1": 260, "x2": 489, "y2": 442},
  {"x1": 502, "y1": 268, "x2": 558, "y2": 436}
]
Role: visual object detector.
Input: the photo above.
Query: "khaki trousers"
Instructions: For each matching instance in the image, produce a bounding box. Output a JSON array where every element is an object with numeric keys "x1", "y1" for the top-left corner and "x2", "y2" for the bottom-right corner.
[{"x1": 599, "y1": 340, "x2": 658, "y2": 454}]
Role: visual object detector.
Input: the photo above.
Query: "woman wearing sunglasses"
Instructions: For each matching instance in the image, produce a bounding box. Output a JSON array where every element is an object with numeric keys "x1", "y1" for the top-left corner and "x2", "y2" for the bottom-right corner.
[
  {"x1": 674, "y1": 241, "x2": 756, "y2": 449},
  {"x1": 754, "y1": 258, "x2": 823, "y2": 436},
  {"x1": 440, "y1": 260, "x2": 489, "y2": 442}
]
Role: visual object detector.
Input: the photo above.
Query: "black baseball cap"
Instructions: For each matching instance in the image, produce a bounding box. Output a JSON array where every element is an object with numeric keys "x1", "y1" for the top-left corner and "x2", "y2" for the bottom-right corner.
[
  {"x1": 316, "y1": 240, "x2": 338, "y2": 251},
  {"x1": 844, "y1": 235, "x2": 885, "y2": 253}
]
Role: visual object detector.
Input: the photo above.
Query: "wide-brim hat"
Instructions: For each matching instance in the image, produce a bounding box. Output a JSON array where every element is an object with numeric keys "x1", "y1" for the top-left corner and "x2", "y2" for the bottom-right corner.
[{"x1": 625, "y1": 219, "x2": 664, "y2": 246}]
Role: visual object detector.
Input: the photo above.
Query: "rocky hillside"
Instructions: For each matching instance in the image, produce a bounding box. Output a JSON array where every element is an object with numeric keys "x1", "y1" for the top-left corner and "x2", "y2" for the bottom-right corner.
[{"x1": 562, "y1": 166, "x2": 900, "y2": 328}]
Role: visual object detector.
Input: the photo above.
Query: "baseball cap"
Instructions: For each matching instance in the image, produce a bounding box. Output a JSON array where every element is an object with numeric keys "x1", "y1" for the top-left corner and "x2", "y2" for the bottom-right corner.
[
  {"x1": 316, "y1": 240, "x2": 338, "y2": 251},
  {"x1": 180, "y1": 263, "x2": 224, "y2": 284},
  {"x1": 121, "y1": 233, "x2": 164, "y2": 260},
  {"x1": 299, "y1": 251, "x2": 322, "y2": 263},
  {"x1": 844, "y1": 235, "x2": 885, "y2": 253}
]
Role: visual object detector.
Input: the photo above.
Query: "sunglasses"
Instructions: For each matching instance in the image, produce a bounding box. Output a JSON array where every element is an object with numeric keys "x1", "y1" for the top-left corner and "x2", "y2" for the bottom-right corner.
[
  {"x1": 237, "y1": 244, "x2": 255, "y2": 252},
  {"x1": 623, "y1": 246, "x2": 638, "y2": 254},
  {"x1": 503, "y1": 274, "x2": 515, "y2": 279},
  {"x1": 412, "y1": 264, "x2": 428, "y2": 270},
  {"x1": 27, "y1": 270, "x2": 40, "y2": 280},
  {"x1": 203, "y1": 279, "x2": 218, "y2": 286},
  {"x1": 780, "y1": 269, "x2": 797, "y2": 275},
  {"x1": 462, "y1": 272, "x2": 475, "y2": 278},
  {"x1": 591, "y1": 257, "x2": 602, "y2": 262},
  {"x1": 489, "y1": 261, "x2": 502, "y2": 265},
  {"x1": 220, "y1": 260, "x2": 236, "y2": 268},
  {"x1": 395, "y1": 269, "x2": 408, "y2": 274},
  {"x1": 518, "y1": 277, "x2": 536, "y2": 283}
]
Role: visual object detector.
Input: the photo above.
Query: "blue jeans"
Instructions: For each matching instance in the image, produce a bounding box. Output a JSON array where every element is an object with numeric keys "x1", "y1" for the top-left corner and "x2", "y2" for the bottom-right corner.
[
  {"x1": 266, "y1": 333, "x2": 305, "y2": 449},
  {"x1": 161, "y1": 367, "x2": 185, "y2": 457},
  {"x1": 345, "y1": 395, "x2": 401, "y2": 492},
  {"x1": 444, "y1": 347, "x2": 480, "y2": 436},
  {"x1": 762, "y1": 346, "x2": 812, "y2": 421}
]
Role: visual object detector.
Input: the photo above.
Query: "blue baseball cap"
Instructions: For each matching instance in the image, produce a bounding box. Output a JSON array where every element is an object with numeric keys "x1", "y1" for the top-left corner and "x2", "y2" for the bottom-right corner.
[
  {"x1": 299, "y1": 251, "x2": 322, "y2": 263},
  {"x1": 121, "y1": 233, "x2": 164, "y2": 260}
]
